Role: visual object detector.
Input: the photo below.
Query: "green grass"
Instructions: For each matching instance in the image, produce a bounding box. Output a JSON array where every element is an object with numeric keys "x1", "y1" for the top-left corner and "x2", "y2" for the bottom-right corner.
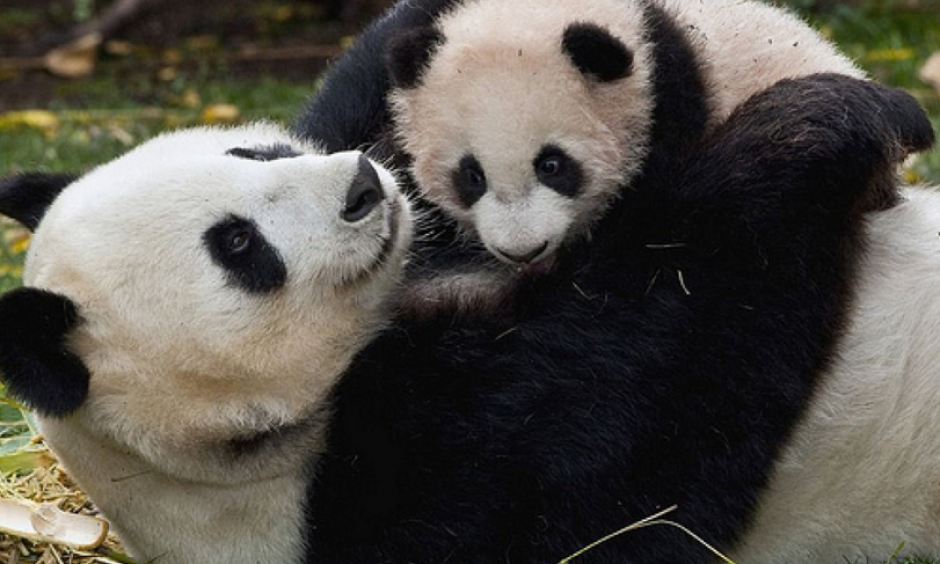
[{"x1": 0, "y1": 74, "x2": 311, "y2": 176}]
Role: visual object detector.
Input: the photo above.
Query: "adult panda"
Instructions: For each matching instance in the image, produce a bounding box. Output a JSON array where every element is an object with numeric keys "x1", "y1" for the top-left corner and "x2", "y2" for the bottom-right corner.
[
  {"x1": 298, "y1": 0, "x2": 863, "y2": 293},
  {"x1": 0, "y1": 124, "x2": 415, "y2": 564},
  {"x1": 0, "y1": 76, "x2": 932, "y2": 564}
]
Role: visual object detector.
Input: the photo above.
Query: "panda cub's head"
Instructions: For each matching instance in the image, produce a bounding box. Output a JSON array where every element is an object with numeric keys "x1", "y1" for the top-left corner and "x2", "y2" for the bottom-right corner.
[
  {"x1": 386, "y1": 0, "x2": 653, "y2": 269},
  {"x1": 0, "y1": 122, "x2": 412, "y2": 485}
]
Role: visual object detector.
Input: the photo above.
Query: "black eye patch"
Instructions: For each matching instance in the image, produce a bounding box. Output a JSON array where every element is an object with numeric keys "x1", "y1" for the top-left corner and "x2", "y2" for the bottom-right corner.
[
  {"x1": 225, "y1": 144, "x2": 302, "y2": 162},
  {"x1": 204, "y1": 215, "x2": 287, "y2": 294},
  {"x1": 452, "y1": 154, "x2": 488, "y2": 208},
  {"x1": 533, "y1": 145, "x2": 583, "y2": 198}
]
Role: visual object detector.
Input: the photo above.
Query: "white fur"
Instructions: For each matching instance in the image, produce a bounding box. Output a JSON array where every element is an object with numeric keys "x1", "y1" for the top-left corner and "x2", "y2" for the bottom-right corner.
[
  {"x1": 731, "y1": 188, "x2": 940, "y2": 563},
  {"x1": 25, "y1": 123, "x2": 413, "y2": 564},
  {"x1": 661, "y1": 0, "x2": 862, "y2": 120},
  {"x1": 390, "y1": 0, "x2": 862, "y2": 266}
]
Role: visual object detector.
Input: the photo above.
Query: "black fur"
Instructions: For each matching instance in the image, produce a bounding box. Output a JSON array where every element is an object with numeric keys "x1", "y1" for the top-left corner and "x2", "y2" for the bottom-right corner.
[
  {"x1": 203, "y1": 215, "x2": 288, "y2": 294},
  {"x1": 0, "y1": 288, "x2": 89, "y2": 416},
  {"x1": 0, "y1": 173, "x2": 77, "y2": 232},
  {"x1": 452, "y1": 154, "x2": 488, "y2": 208},
  {"x1": 636, "y1": 2, "x2": 711, "y2": 183},
  {"x1": 534, "y1": 144, "x2": 584, "y2": 198},
  {"x1": 562, "y1": 23, "x2": 634, "y2": 82},
  {"x1": 386, "y1": 26, "x2": 446, "y2": 90},
  {"x1": 343, "y1": 154, "x2": 386, "y2": 223},
  {"x1": 303, "y1": 75, "x2": 933, "y2": 563},
  {"x1": 226, "y1": 143, "x2": 302, "y2": 162}
]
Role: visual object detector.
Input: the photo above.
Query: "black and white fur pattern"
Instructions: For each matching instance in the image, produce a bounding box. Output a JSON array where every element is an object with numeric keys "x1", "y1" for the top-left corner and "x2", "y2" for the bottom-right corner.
[
  {"x1": 299, "y1": 0, "x2": 862, "y2": 278},
  {"x1": 0, "y1": 77, "x2": 935, "y2": 564},
  {"x1": 730, "y1": 187, "x2": 940, "y2": 563},
  {"x1": 301, "y1": 74, "x2": 936, "y2": 564},
  {"x1": 0, "y1": 123, "x2": 412, "y2": 564}
]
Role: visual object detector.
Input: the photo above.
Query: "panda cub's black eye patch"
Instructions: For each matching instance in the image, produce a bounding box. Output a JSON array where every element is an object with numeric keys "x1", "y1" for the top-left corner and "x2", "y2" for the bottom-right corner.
[
  {"x1": 452, "y1": 154, "x2": 487, "y2": 208},
  {"x1": 534, "y1": 145, "x2": 583, "y2": 198},
  {"x1": 225, "y1": 143, "x2": 302, "y2": 162},
  {"x1": 204, "y1": 215, "x2": 287, "y2": 294}
]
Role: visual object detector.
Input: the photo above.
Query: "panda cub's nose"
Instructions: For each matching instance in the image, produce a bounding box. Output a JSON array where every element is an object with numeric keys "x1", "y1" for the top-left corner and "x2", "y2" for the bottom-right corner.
[{"x1": 342, "y1": 154, "x2": 385, "y2": 223}]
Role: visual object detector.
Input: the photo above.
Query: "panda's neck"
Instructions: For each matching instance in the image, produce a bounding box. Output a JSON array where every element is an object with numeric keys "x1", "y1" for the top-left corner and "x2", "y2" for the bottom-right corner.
[{"x1": 39, "y1": 417, "x2": 309, "y2": 564}]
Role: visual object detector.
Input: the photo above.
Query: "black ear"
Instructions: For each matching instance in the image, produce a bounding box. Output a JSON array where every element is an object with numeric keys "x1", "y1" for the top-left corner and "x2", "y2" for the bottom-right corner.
[
  {"x1": 385, "y1": 26, "x2": 445, "y2": 89},
  {"x1": 562, "y1": 23, "x2": 633, "y2": 82},
  {"x1": 885, "y1": 86, "x2": 936, "y2": 155},
  {"x1": 0, "y1": 288, "x2": 89, "y2": 416},
  {"x1": 0, "y1": 173, "x2": 77, "y2": 232}
]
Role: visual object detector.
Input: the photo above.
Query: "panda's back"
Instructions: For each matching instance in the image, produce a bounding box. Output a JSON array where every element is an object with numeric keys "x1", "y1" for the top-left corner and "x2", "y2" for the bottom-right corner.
[{"x1": 660, "y1": 0, "x2": 864, "y2": 120}]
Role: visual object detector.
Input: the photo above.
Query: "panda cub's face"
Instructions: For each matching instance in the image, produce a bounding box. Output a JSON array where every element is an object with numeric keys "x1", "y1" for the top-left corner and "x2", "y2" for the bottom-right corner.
[
  {"x1": 387, "y1": 0, "x2": 653, "y2": 269},
  {"x1": 3, "y1": 123, "x2": 412, "y2": 484}
]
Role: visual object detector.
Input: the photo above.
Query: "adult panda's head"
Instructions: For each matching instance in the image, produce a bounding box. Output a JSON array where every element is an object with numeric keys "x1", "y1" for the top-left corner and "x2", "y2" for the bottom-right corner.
[
  {"x1": 0, "y1": 123, "x2": 412, "y2": 485},
  {"x1": 385, "y1": 0, "x2": 654, "y2": 270}
]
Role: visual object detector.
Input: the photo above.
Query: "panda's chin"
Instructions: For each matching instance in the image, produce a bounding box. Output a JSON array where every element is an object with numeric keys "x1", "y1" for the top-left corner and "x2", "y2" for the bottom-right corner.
[{"x1": 513, "y1": 252, "x2": 558, "y2": 278}]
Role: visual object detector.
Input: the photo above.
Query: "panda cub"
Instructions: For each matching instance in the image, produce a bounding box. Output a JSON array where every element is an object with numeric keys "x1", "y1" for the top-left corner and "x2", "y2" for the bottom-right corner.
[
  {"x1": 0, "y1": 123, "x2": 413, "y2": 564},
  {"x1": 300, "y1": 0, "x2": 863, "y2": 291}
]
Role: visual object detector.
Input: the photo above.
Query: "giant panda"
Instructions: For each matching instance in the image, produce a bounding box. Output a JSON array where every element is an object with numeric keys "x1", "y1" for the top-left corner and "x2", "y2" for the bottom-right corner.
[
  {"x1": 298, "y1": 0, "x2": 863, "y2": 284},
  {"x1": 0, "y1": 123, "x2": 414, "y2": 564},
  {"x1": 0, "y1": 75, "x2": 930, "y2": 564}
]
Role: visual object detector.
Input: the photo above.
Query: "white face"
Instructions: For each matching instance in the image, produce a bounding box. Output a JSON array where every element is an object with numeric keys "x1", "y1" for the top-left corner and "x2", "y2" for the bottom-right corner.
[
  {"x1": 25, "y1": 123, "x2": 412, "y2": 483},
  {"x1": 390, "y1": 0, "x2": 653, "y2": 267}
]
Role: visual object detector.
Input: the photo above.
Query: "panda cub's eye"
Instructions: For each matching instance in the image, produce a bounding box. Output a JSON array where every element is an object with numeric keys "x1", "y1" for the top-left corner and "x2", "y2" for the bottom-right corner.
[
  {"x1": 534, "y1": 145, "x2": 583, "y2": 198},
  {"x1": 452, "y1": 154, "x2": 487, "y2": 208},
  {"x1": 537, "y1": 155, "x2": 563, "y2": 177}
]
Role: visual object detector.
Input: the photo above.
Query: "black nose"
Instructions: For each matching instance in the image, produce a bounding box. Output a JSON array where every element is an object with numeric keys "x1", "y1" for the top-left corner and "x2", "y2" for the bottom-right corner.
[
  {"x1": 496, "y1": 241, "x2": 549, "y2": 264},
  {"x1": 342, "y1": 155, "x2": 385, "y2": 223}
]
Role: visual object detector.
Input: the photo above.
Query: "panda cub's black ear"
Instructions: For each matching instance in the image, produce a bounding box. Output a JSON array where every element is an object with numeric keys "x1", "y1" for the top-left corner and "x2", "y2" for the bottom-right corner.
[
  {"x1": 0, "y1": 288, "x2": 90, "y2": 416},
  {"x1": 562, "y1": 23, "x2": 633, "y2": 82},
  {"x1": 385, "y1": 26, "x2": 445, "y2": 89},
  {"x1": 0, "y1": 173, "x2": 77, "y2": 232}
]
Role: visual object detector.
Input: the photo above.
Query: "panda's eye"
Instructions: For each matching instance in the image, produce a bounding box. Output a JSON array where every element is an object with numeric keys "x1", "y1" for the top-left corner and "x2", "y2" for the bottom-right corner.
[
  {"x1": 228, "y1": 228, "x2": 253, "y2": 255},
  {"x1": 225, "y1": 144, "x2": 301, "y2": 162},
  {"x1": 204, "y1": 215, "x2": 287, "y2": 294},
  {"x1": 534, "y1": 145, "x2": 583, "y2": 198},
  {"x1": 452, "y1": 154, "x2": 487, "y2": 208},
  {"x1": 537, "y1": 155, "x2": 563, "y2": 177}
]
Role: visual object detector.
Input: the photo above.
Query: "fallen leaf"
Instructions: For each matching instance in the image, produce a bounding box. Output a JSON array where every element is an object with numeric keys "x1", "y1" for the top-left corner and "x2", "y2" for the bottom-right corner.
[
  {"x1": 103, "y1": 40, "x2": 135, "y2": 56},
  {"x1": 919, "y1": 51, "x2": 940, "y2": 96},
  {"x1": 180, "y1": 89, "x2": 202, "y2": 109},
  {"x1": 157, "y1": 66, "x2": 178, "y2": 81},
  {"x1": 43, "y1": 33, "x2": 102, "y2": 79},
  {"x1": 201, "y1": 104, "x2": 240, "y2": 124},
  {"x1": 0, "y1": 111, "x2": 60, "y2": 135}
]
